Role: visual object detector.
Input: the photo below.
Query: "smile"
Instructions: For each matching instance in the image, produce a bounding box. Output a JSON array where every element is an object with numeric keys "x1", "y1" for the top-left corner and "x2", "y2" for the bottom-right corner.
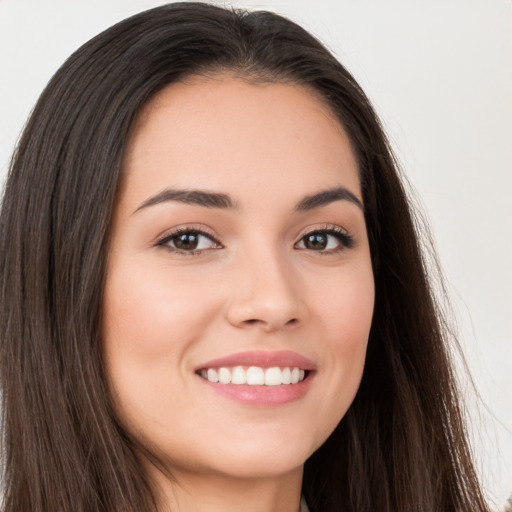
[
  {"x1": 195, "y1": 350, "x2": 316, "y2": 406},
  {"x1": 199, "y1": 366, "x2": 307, "y2": 386}
]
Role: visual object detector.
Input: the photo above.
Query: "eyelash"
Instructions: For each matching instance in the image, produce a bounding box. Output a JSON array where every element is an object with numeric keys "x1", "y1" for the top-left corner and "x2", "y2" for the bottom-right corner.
[
  {"x1": 295, "y1": 225, "x2": 355, "y2": 253},
  {"x1": 155, "y1": 227, "x2": 222, "y2": 255},
  {"x1": 155, "y1": 225, "x2": 355, "y2": 255}
]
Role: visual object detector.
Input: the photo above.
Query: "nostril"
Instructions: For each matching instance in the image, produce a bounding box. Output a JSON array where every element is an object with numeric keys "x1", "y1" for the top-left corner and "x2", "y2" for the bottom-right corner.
[{"x1": 240, "y1": 317, "x2": 300, "y2": 330}]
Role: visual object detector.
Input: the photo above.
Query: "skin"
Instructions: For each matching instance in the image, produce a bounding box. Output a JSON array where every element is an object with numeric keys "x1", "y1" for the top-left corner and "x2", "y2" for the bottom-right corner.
[{"x1": 102, "y1": 75, "x2": 375, "y2": 512}]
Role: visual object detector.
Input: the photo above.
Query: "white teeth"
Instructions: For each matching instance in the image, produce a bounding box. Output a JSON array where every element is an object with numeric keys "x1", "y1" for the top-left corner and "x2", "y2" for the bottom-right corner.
[
  {"x1": 264, "y1": 367, "x2": 282, "y2": 386},
  {"x1": 218, "y1": 367, "x2": 231, "y2": 384},
  {"x1": 246, "y1": 366, "x2": 265, "y2": 385},
  {"x1": 201, "y1": 366, "x2": 308, "y2": 385},
  {"x1": 207, "y1": 368, "x2": 218, "y2": 383},
  {"x1": 231, "y1": 366, "x2": 246, "y2": 384}
]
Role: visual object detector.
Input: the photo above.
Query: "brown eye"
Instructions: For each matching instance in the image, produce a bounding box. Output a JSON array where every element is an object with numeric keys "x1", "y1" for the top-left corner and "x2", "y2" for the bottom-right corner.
[
  {"x1": 303, "y1": 233, "x2": 328, "y2": 250},
  {"x1": 174, "y1": 232, "x2": 200, "y2": 250},
  {"x1": 157, "y1": 230, "x2": 220, "y2": 253},
  {"x1": 296, "y1": 229, "x2": 355, "y2": 252}
]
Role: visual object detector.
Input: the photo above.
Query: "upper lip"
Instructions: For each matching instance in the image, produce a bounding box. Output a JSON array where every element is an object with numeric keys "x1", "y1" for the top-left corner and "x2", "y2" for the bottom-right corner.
[{"x1": 196, "y1": 350, "x2": 316, "y2": 371}]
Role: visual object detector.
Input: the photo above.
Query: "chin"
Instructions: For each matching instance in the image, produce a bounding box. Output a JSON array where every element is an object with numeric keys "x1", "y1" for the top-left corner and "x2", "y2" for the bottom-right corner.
[
  {"x1": 201, "y1": 428, "x2": 324, "y2": 479},
  {"x1": 148, "y1": 431, "x2": 316, "y2": 481},
  {"x1": 227, "y1": 447, "x2": 309, "y2": 478},
  {"x1": 199, "y1": 452, "x2": 307, "y2": 481}
]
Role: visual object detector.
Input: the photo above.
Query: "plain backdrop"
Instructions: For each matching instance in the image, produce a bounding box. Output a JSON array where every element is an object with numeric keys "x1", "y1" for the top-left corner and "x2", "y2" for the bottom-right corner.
[{"x1": 1, "y1": 0, "x2": 511, "y2": 508}]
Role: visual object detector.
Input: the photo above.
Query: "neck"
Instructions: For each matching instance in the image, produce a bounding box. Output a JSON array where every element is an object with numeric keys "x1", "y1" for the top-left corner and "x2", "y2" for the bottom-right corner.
[{"x1": 148, "y1": 464, "x2": 304, "y2": 512}]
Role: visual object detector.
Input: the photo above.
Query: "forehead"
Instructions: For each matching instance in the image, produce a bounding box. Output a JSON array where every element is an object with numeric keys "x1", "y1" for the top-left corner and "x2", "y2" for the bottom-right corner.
[{"x1": 121, "y1": 74, "x2": 361, "y2": 209}]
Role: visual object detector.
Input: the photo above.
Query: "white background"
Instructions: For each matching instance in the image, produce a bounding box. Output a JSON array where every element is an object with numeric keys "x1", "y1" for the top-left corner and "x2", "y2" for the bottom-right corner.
[{"x1": 0, "y1": 0, "x2": 510, "y2": 508}]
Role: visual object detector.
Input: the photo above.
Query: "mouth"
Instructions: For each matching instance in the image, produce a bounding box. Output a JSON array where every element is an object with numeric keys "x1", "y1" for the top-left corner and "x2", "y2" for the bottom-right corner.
[
  {"x1": 197, "y1": 366, "x2": 309, "y2": 386},
  {"x1": 195, "y1": 350, "x2": 315, "y2": 406}
]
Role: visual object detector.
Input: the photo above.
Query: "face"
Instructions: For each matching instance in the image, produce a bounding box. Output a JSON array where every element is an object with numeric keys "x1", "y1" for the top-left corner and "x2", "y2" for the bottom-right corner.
[{"x1": 103, "y1": 75, "x2": 374, "y2": 483}]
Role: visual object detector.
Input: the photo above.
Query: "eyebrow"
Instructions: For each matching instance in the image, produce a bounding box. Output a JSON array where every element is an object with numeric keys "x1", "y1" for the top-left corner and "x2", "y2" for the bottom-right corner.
[
  {"x1": 134, "y1": 185, "x2": 363, "y2": 214},
  {"x1": 134, "y1": 188, "x2": 236, "y2": 213},
  {"x1": 295, "y1": 187, "x2": 364, "y2": 212}
]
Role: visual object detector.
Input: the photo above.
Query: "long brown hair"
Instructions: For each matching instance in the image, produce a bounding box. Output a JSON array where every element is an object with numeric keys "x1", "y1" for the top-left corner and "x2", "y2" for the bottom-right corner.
[{"x1": 0, "y1": 3, "x2": 489, "y2": 511}]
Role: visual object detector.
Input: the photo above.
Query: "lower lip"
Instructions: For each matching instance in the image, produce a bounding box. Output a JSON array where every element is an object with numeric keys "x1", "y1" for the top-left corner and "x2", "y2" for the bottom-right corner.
[{"x1": 199, "y1": 373, "x2": 314, "y2": 407}]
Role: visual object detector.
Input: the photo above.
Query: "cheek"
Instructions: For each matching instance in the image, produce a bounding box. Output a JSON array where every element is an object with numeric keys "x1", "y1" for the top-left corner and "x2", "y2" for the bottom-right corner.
[
  {"x1": 102, "y1": 261, "x2": 214, "y2": 363},
  {"x1": 101, "y1": 261, "x2": 218, "y2": 426},
  {"x1": 312, "y1": 259, "x2": 374, "y2": 345},
  {"x1": 307, "y1": 261, "x2": 374, "y2": 424},
  {"x1": 101, "y1": 261, "x2": 216, "y2": 436}
]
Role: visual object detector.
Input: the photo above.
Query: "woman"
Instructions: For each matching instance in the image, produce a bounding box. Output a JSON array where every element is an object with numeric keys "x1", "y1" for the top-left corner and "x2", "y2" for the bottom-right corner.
[{"x1": 0, "y1": 2, "x2": 490, "y2": 511}]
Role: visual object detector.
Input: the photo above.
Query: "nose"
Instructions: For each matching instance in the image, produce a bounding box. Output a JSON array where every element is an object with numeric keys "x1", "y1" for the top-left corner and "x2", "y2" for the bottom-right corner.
[{"x1": 225, "y1": 250, "x2": 306, "y2": 332}]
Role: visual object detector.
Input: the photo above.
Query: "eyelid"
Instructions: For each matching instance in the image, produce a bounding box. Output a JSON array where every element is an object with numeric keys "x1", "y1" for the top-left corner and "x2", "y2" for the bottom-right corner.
[
  {"x1": 296, "y1": 223, "x2": 351, "y2": 239},
  {"x1": 295, "y1": 224, "x2": 355, "y2": 252},
  {"x1": 154, "y1": 225, "x2": 223, "y2": 252},
  {"x1": 152, "y1": 223, "x2": 354, "y2": 255}
]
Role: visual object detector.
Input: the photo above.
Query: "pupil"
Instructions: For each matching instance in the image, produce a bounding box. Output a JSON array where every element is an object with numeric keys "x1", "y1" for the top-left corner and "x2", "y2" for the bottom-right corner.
[
  {"x1": 175, "y1": 233, "x2": 198, "y2": 250},
  {"x1": 306, "y1": 233, "x2": 327, "y2": 250}
]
